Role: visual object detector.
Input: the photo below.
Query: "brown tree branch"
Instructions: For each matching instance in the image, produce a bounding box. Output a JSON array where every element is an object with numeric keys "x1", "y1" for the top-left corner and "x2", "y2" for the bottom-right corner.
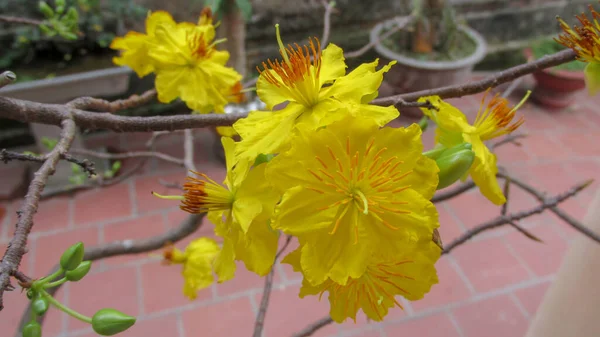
[
  {"x1": 372, "y1": 49, "x2": 577, "y2": 105},
  {"x1": 0, "y1": 15, "x2": 42, "y2": 26},
  {"x1": 0, "y1": 119, "x2": 77, "y2": 310},
  {"x1": 443, "y1": 179, "x2": 593, "y2": 254},
  {"x1": 1, "y1": 149, "x2": 96, "y2": 177},
  {"x1": 70, "y1": 148, "x2": 184, "y2": 167},
  {"x1": 253, "y1": 235, "x2": 293, "y2": 337},
  {"x1": 497, "y1": 172, "x2": 600, "y2": 244},
  {"x1": 17, "y1": 213, "x2": 204, "y2": 335},
  {"x1": 66, "y1": 89, "x2": 157, "y2": 112},
  {"x1": 183, "y1": 129, "x2": 197, "y2": 172},
  {"x1": 292, "y1": 316, "x2": 334, "y2": 337}
]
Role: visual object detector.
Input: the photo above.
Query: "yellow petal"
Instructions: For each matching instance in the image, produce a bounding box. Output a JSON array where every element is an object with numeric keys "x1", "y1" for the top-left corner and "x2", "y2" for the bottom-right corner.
[
  {"x1": 467, "y1": 135, "x2": 506, "y2": 205},
  {"x1": 585, "y1": 62, "x2": 600, "y2": 95},
  {"x1": 235, "y1": 217, "x2": 279, "y2": 276},
  {"x1": 181, "y1": 237, "x2": 220, "y2": 298},
  {"x1": 232, "y1": 197, "x2": 262, "y2": 233},
  {"x1": 319, "y1": 43, "x2": 347, "y2": 85},
  {"x1": 233, "y1": 103, "x2": 305, "y2": 162},
  {"x1": 145, "y1": 11, "x2": 176, "y2": 35},
  {"x1": 110, "y1": 32, "x2": 156, "y2": 77},
  {"x1": 323, "y1": 59, "x2": 395, "y2": 103},
  {"x1": 419, "y1": 96, "x2": 475, "y2": 134},
  {"x1": 214, "y1": 237, "x2": 237, "y2": 282},
  {"x1": 402, "y1": 155, "x2": 439, "y2": 200},
  {"x1": 256, "y1": 69, "x2": 292, "y2": 110}
]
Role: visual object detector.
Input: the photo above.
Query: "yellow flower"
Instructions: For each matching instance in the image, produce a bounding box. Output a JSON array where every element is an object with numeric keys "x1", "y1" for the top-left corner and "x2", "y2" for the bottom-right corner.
[
  {"x1": 154, "y1": 137, "x2": 279, "y2": 281},
  {"x1": 110, "y1": 8, "x2": 243, "y2": 113},
  {"x1": 419, "y1": 92, "x2": 528, "y2": 205},
  {"x1": 556, "y1": 5, "x2": 600, "y2": 94},
  {"x1": 266, "y1": 115, "x2": 439, "y2": 286},
  {"x1": 283, "y1": 241, "x2": 440, "y2": 322},
  {"x1": 162, "y1": 237, "x2": 220, "y2": 300},
  {"x1": 233, "y1": 25, "x2": 399, "y2": 163},
  {"x1": 110, "y1": 11, "x2": 175, "y2": 77}
]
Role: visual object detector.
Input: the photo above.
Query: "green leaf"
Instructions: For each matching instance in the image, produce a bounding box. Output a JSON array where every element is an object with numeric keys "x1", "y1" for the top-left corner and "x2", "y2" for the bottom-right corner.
[
  {"x1": 92, "y1": 309, "x2": 136, "y2": 336},
  {"x1": 39, "y1": 1, "x2": 55, "y2": 18},
  {"x1": 41, "y1": 137, "x2": 58, "y2": 150},
  {"x1": 60, "y1": 242, "x2": 85, "y2": 271},
  {"x1": 22, "y1": 321, "x2": 42, "y2": 337},
  {"x1": 234, "y1": 0, "x2": 252, "y2": 21},
  {"x1": 65, "y1": 261, "x2": 91, "y2": 281}
]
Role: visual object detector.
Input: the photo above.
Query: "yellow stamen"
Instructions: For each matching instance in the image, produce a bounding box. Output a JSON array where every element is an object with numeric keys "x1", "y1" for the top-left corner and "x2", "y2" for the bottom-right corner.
[
  {"x1": 355, "y1": 190, "x2": 369, "y2": 215},
  {"x1": 275, "y1": 24, "x2": 291, "y2": 65},
  {"x1": 152, "y1": 192, "x2": 185, "y2": 200}
]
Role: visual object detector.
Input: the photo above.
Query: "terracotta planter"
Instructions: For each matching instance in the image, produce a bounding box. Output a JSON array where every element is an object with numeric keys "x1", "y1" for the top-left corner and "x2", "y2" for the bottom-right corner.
[
  {"x1": 370, "y1": 17, "x2": 487, "y2": 117},
  {"x1": 524, "y1": 49, "x2": 586, "y2": 109}
]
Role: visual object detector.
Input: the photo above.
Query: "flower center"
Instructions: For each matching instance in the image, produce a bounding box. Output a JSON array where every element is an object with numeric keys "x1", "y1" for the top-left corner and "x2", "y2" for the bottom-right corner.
[
  {"x1": 179, "y1": 171, "x2": 234, "y2": 213},
  {"x1": 258, "y1": 24, "x2": 322, "y2": 107},
  {"x1": 556, "y1": 7, "x2": 600, "y2": 62},
  {"x1": 306, "y1": 137, "x2": 413, "y2": 243},
  {"x1": 472, "y1": 91, "x2": 528, "y2": 141}
]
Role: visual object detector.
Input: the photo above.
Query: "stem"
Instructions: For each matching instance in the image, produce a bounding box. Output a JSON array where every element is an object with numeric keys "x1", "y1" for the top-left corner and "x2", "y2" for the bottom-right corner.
[
  {"x1": 44, "y1": 291, "x2": 92, "y2": 324},
  {"x1": 41, "y1": 268, "x2": 64, "y2": 284},
  {"x1": 43, "y1": 278, "x2": 67, "y2": 289}
]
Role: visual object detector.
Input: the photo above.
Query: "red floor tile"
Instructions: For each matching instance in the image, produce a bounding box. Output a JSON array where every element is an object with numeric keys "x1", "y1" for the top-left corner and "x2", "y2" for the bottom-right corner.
[
  {"x1": 506, "y1": 224, "x2": 568, "y2": 277},
  {"x1": 384, "y1": 312, "x2": 461, "y2": 337},
  {"x1": 556, "y1": 132, "x2": 600, "y2": 157},
  {"x1": 67, "y1": 267, "x2": 139, "y2": 331},
  {"x1": 437, "y1": 204, "x2": 464, "y2": 244},
  {"x1": 445, "y1": 191, "x2": 501, "y2": 230},
  {"x1": 513, "y1": 281, "x2": 551, "y2": 317},
  {"x1": 527, "y1": 162, "x2": 578, "y2": 195},
  {"x1": 182, "y1": 297, "x2": 255, "y2": 337},
  {"x1": 102, "y1": 214, "x2": 166, "y2": 266},
  {"x1": 141, "y1": 259, "x2": 212, "y2": 314},
  {"x1": 523, "y1": 132, "x2": 567, "y2": 161},
  {"x1": 451, "y1": 236, "x2": 531, "y2": 292},
  {"x1": 32, "y1": 226, "x2": 99, "y2": 276},
  {"x1": 452, "y1": 295, "x2": 529, "y2": 337},
  {"x1": 494, "y1": 142, "x2": 531, "y2": 164},
  {"x1": 74, "y1": 184, "x2": 133, "y2": 225},
  {"x1": 412, "y1": 257, "x2": 472, "y2": 312}
]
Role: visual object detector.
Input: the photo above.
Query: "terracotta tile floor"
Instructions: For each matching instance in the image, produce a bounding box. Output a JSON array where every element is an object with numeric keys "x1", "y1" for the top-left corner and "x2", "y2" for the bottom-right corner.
[{"x1": 1, "y1": 87, "x2": 599, "y2": 337}]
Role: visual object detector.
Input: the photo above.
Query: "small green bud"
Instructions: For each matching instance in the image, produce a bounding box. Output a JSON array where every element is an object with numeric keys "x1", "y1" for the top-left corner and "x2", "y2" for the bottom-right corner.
[
  {"x1": 423, "y1": 144, "x2": 447, "y2": 160},
  {"x1": 60, "y1": 242, "x2": 85, "y2": 271},
  {"x1": 26, "y1": 289, "x2": 34, "y2": 300},
  {"x1": 59, "y1": 31, "x2": 78, "y2": 40},
  {"x1": 253, "y1": 153, "x2": 275, "y2": 166},
  {"x1": 65, "y1": 261, "x2": 91, "y2": 281},
  {"x1": 92, "y1": 308, "x2": 136, "y2": 336},
  {"x1": 22, "y1": 321, "x2": 42, "y2": 337},
  {"x1": 32, "y1": 295, "x2": 49, "y2": 315},
  {"x1": 38, "y1": 1, "x2": 55, "y2": 18},
  {"x1": 436, "y1": 147, "x2": 475, "y2": 190}
]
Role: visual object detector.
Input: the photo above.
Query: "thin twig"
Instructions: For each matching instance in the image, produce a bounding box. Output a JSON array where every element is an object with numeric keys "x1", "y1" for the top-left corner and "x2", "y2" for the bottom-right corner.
[
  {"x1": 16, "y1": 213, "x2": 204, "y2": 335},
  {"x1": 320, "y1": 1, "x2": 335, "y2": 47},
  {"x1": 146, "y1": 131, "x2": 183, "y2": 148},
  {"x1": 344, "y1": 16, "x2": 414, "y2": 58},
  {"x1": 0, "y1": 119, "x2": 77, "y2": 310},
  {"x1": 292, "y1": 316, "x2": 334, "y2": 337},
  {"x1": 66, "y1": 89, "x2": 157, "y2": 111},
  {"x1": 183, "y1": 129, "x2": 197, "y2": 172},
  {"x1": 0, "y1": 15, "x2": 42, "y2": 26},
  {"x1": 253, "y1": 235, "x2": 293, "y2": 337},
  {"x1": 1, "y1": 149, "x2": 96, "y2": 177},
  {"x1": 432, "y1": 181, "x2": 476, "y2": 203},
  {"x1": 70, "y1": 148, "x2": 184, "y2": 167},
  {"x1": 491, "y1": 134, "x2": 527, "y2": 149},
  {"x1": 498, "y1": 172, "x2": 600, "y2": 244},
  {"x1": 443, "y1": 179, "x2": 593, "y2": 254}
]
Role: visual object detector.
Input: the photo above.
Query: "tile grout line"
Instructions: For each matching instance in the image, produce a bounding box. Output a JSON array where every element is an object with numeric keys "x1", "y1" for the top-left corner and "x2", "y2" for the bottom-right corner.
[
  {"x1": 501, "y1": 235, "x2": 538, "y2": 279},
  {"x1": 446, "y1": 310, "x2": 467, "y2": 337},
  {"x1": 508, "y1": 292, "x2": 531, "y2": 319},
  {"x1": 446, "y1": 256, "x2": 477, "y2": 295}
]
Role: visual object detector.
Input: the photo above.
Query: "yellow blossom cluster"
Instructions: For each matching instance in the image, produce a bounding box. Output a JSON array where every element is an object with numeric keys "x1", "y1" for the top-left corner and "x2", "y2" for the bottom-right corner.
[{"x1": 111, "y1": 9, "x2": 527, "y2": 323}]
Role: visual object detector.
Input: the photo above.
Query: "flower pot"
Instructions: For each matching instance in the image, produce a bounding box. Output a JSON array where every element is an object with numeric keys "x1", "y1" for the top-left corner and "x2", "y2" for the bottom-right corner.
[
  {"x1": 370, "y1": 17, "x2": 487, "y2": 117},
  {"x1": 524, "y1": 49, "x2": 586, "y2": 109}
]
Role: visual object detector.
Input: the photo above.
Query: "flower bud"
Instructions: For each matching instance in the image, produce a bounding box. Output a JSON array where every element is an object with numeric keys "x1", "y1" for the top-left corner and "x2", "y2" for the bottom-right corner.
[
  {"x1": 22, "y1": 321, "x2": 42, "y2": 337},
  {"x1": 26, "y1": 289, "x2": 34, "y2": 300},
  {"x1": 65, "y1": 261, "x2": 91, "y2": 282},
  {"x1": 435, "y1": 145, "x2": 475, "y2": 190},
  {"x1": 38, "y1": 1, "x2": 54, "y2": 18},
  {"x1": 32, "y1": 295, "x2": 49, "y2": 316},
  {"x1": 60, "y1": 242, "x2": 85, "y2": 271},
  {"x1": 92, "y1": 308, "x2": 136, "y2": 336},
  {"x1": 423, "y1": 144, "x2": 447, "y2": 160}
]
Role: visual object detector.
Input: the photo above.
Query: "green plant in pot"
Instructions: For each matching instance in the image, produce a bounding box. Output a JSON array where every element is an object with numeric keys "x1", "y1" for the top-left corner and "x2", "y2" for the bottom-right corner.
[
  {"x1": 370, "y1": 0, "x2": 486, "y2": 117},
  {"x1": 525, "y1": 39, "x2": 587, "y2": 109}
]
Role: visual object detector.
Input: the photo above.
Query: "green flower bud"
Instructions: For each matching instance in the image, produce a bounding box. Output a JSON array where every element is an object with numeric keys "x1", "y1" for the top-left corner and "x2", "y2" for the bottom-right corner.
[
  {"x1": 436, "y1": 146, "x2": 475, "y2": 190},
  {"x1": 92, "y1": 309, "x2": 136, "y2": 336},
  {"x1": 22, "y1": 321, "x2": 42, "y2": 337},
  {"x1": 26, "y1": 289, "x2": 34, "y2": 300},
  {"x1": 38, "y1": 1, "x2": 54, "y2": 18},
  {"x1": 32, "y1": 295, "x2": 49, "y2": 315},
  {"x1": 60, "y1": 242, "x2": 85, "y2": 271},
  {"x1": 65, "y1": 261, "x2": 91, "y2": 281},
  {"x1": 423, "y1": 144, "x2": 447, "y2": 160}
]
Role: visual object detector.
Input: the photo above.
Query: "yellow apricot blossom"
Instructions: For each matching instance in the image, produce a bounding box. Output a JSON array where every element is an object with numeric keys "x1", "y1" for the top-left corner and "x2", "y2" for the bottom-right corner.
[
  {"x1": 283, "y1": 241, "x2": 440, "y2": 322},
  {"x1": 266, "y1": 115, "x2": 439, "y2": 286},
  {"x1": 162, "y1": 237, "x2": 220, "y2": 299},
  {"x1": 556, "y1": 5, "x2": 600, "y2": 94},
  {"x1": 419, "y1": 91, "x2": 528, "y2": 205},
  {"x1": 110, "y1": 8, "x2": 243, "y2": 113},
  {"x1": 233, "y1": 25, "x2": 399, "y2": 163},
  {"x1": 154, "y1": 137, "x2": 279, "y2": 281}
]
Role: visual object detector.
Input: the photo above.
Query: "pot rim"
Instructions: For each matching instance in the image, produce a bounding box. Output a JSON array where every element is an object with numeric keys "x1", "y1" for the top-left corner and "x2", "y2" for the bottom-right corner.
[{"x1": 370, "y1": 16, "x2": 487, "y2": 70}]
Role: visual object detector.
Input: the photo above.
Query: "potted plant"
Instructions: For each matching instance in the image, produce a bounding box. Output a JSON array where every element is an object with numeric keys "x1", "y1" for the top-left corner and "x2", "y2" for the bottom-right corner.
[
  {"x1": 370, "y1": 0, "x2": 486, "y2": 117},
  {"x1": 525, "y1": 39, "x2": 586, "y2": 109}
]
